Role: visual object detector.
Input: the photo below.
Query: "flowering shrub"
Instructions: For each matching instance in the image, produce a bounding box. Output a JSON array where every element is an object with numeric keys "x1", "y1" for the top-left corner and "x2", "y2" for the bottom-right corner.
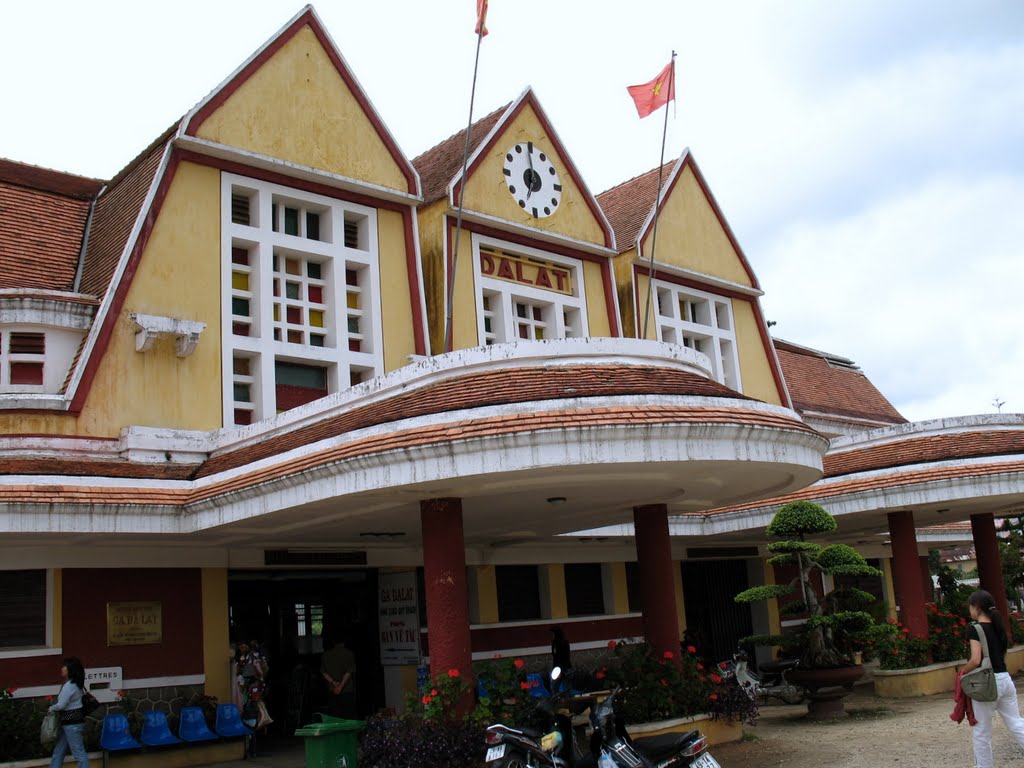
[
  {"x1": 602, "y1": 641, "x2": 755, "y2": 725},
  {"x1": 0, "y1": 686, "x2": 52, "y2": 760},
  {"x1": 871, "y1": 621, "x2": 930, "y2": 670},
  {"x1": 472, "y1": 656, "x2": 533, "y2": 726},
  {"x1": 408, "y1": 669, "x2": 470, "y2": 723},
  {"x1": 928, "y1": 605, "x2": 970, "y2": 663}
]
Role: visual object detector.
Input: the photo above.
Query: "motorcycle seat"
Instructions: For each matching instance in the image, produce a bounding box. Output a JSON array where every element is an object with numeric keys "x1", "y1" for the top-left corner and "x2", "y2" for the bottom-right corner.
[
  {"x1": 760, "y1": 659, "x2": 799, "y2": 674},
  {"x1": 634, "y1": 730, "x2": 701, "y2": 760},
  {"x1": 518, "y1": 725, "x2": 544, "y2": 739}
]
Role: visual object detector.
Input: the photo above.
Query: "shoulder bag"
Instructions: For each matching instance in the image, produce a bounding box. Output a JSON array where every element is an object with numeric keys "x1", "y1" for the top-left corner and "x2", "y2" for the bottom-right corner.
[
  {"x1": 961, "y1": 621, "x2": 998, "y2": 702},
  {"x1": 81, "y1": 690, "x2": 100, "y2": 715},
  {"x1": 41, "y1": 711, "x2": 59, "y2": 744}
]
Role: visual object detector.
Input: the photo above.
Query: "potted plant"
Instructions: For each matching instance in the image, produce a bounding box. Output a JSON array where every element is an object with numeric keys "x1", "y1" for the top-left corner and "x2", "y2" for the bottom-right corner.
[{"x1": 734, "y1": 501, "x2": 881, "y2": 718}]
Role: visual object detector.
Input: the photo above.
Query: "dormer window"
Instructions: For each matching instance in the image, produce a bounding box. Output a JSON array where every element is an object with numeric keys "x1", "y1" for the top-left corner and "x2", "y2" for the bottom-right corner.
[{"x1": 2, "y1": 331, "x2": 45, "y2": 389}]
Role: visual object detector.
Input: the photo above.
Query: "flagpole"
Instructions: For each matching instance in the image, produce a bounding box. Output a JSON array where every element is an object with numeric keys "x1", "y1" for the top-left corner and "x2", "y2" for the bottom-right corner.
[
  {"x1": 641, "y1": 51, "x2": 676, "y2": 342},
  {"x1": 443, "y1": 22, "x2": 487, "y2": 355}
]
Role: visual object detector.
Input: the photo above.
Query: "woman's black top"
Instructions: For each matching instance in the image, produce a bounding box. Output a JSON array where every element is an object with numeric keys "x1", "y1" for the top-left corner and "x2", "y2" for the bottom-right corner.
[{"x1": 968, "y1": 622, "x2": 1008, "y2": 673}]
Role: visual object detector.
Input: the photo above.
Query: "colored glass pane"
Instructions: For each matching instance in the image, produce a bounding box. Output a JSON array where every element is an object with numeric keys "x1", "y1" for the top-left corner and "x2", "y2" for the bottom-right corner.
[
  {"x1": 285, "y1": 258, "x2": 300, "y2": 276},
  {"x1": 348, "y1": 339, "x2": 361, "y2": 352},
  {"x1": 346, "y1": 292, "x2": 359, "y2": 309},
  {"x1": 287, "y1": 329, "x2": 303, "y2": 344},
  {"x1": 234, "y1": 408, "x2": 253, "y2": 426},
  {"x1": 310, "y1": 334, "x2": 325, "y2": 348},
  {"x1": 287, "y1": 306, "x2": 302, "y2": 325},
  {"x1": 346, "y1": 269, "x2": 358, "y2": 286},
  {"x1": 231, "y1": 247, "x2": 249, "y2": 265},
  {"x1": 284, "y1": 207, "x2": 299, "y2": 236},
  {"x1": 232, "y1": 271, "x2": 249, "y2": 291},
  {"x1": 309, "y1": 310, "x2": 324, "y2": 328},
  {"x1": 232, "y1": 297, "x2": 250, "y2": 317},
  {"x1": 308, "y1": 285, "x2": 324, "y2": 304},
  {"x1": 307, "y1": 262, "x2": 322, "y2": 280},
  {"x1": 286, "y1": 282, "x2": 300, "y2": 299},
  {"x1": 232, "y1": 322, "x2": 250, "y2": 337},
  {"x1": 347, "y1": 316, "x2": 360, "y2": 334},
  {"x1": 306, "y1": 212, "x2": 321, "y2": 241},
  {"x1": 273, "y1": 304, "x2": 281, "y2": 322},
  {"x1": 233, "y1": 357, "x2": 251, "y2": 376},
  {"x1": 233, "y1": 383, "x2": 251, "y2": 403}
]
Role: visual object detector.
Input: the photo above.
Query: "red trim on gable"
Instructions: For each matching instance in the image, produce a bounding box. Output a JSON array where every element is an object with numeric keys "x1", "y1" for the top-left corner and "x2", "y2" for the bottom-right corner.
[
  {"x1": 402, "y1": 209, "x2": 427, "y2": 355},
  {"x1": 69, "y1": 153, "x2": 179, "y2": 414},
  {"x1": 184, "y1": 11, "x2": 418, "y2": 196},
  {"x1": 634, "y1": 264, "x2": 791, "y2": 407},
  {"x1": 450, "y1": 92, "x2": 615, "y2": 250},
  {"x1": 601, "y1": 259, "x2": 621, "y2": 337},
  {"x1": 639, "y1": 154, "x2": 761, "y2": 291}
]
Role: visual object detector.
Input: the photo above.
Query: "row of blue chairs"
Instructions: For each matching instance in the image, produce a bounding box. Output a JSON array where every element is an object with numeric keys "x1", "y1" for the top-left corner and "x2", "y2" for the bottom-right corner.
[{"x1": 100, "y1": 703, "x2": 252, "y2": 751}]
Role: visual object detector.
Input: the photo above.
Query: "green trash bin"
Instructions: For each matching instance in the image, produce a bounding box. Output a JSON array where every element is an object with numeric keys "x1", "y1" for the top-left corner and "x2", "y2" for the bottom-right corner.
[{"x1": 294, "y1": 715, "x2": 364, "y2": 768}]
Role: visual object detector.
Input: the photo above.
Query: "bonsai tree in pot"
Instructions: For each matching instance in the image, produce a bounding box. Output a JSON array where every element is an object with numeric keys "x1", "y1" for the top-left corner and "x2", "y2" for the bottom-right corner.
[{"x1": 734, "y1": 501, "x2": 881, "y2": 717}]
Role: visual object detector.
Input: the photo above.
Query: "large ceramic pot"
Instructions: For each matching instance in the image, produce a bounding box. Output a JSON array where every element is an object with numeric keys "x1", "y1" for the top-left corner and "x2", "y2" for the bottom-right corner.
[{"x1": 787, "y1": 664, "x2": 864, "y2": 719}]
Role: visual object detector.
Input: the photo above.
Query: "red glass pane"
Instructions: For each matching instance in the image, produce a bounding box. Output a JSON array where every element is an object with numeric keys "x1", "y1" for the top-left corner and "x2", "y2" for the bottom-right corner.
[
  {"x1": 233, "y1": 409, "x2": 253, "y2": 426},
  {"x1": 10, "y1": 362, "x2": 43, "y2": 385},
  {"x1": 287, "y1": 306, "x2": 302, "y2": 325},
  {"x1": 346, "y1": 269, "x2": 359, "y2": 287},
  {"x1": 232, "y1": 322, "x2": 250, "y2": 337},
  {"x1": 308, "y1": 285, "x2": 323, "y2": 304},
  {"x1": 348, "y1": 339, "x2": 361, "y2": 352},
  {"x1": 231, "y1": 247, "x2": 249, "y2": 265}
]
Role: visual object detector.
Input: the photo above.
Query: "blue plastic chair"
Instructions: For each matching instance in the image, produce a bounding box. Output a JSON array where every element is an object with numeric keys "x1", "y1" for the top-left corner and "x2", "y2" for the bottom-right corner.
[
  {"x1": 99, "y1": 714, "x2": 141, "y2": 751},
  {"x1": 215, "y1": 703, "x2": 252, "y2": 738},
  {"x1": 141, "y1": 711, "x2": 182, "y2": 747},
  {"x1": 526, "y1": 673, "x2": 550, "y2": 698},
  {"x1": 178, "y1": 706, "x2": 218, "y2": 742}
]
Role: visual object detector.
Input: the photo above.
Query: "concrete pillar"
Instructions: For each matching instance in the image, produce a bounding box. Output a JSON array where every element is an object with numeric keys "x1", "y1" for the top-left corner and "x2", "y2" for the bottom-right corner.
[
  {"x1": 887, "y1": 511, "x2": 929, "y2": 637},
  {"x1": 633, "y1": 504, "x2": 681, "y2": 663},
  {"x1": 420, "y1": 498, "x2": 473, "y2": 686},
  {"x1": 971, "y1": 513, "x2": 1011, "y2": 640}
]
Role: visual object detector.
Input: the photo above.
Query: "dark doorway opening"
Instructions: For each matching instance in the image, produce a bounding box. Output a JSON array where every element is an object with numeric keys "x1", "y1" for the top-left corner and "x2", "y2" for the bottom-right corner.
[
  {"x1": 228, "y1": 569, "x2": 384, "y2": 732},
  {"x1": 681, "y1": 559, "x2": 754, "y2": 665}
]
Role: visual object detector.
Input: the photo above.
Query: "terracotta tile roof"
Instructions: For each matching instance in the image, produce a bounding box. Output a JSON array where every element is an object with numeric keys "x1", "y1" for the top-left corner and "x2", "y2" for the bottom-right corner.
[
  {"x1": 0, "y1": 159, "x2": 104, "y2": 292},
  {"x1": 197, "y1": 364, "x2": 753, "y2": 478},
  {"x1": 596, "y1": 163, "x2": 671, "y2": 253},
  {"x1": 0, "y1": 402, "x2": 814, "y2": 507},
  {"x1": 78, "y1": 126, "x2": 175, "y2": 296},
  {"x1": 773, "y1": 338, "x2": 905, "y2": 426},
  {"x1": 705, "y1": 458, "x2": 1024, "y2": 517},
  {"x1": 0, "y1": 458, "x2": 196, "y2": 481},
  {"x1": 412, "y1": 103, "x2": 509, "y2": 206},
  {"x1": 825, "y1": 430, "x2": 1024, "y2": 478}
]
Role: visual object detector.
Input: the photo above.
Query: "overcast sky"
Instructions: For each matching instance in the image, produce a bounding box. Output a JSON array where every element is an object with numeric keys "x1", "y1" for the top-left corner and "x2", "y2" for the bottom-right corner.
[{"x1": 2, "y1": 1, "x2": 1020, "y2": 422}]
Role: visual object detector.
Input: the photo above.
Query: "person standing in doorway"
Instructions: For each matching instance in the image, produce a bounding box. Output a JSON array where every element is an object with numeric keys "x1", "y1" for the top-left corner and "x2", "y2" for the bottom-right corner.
[
  {"x1": 962, "y1": 589, "x2": 1024, "y2": 768},
  {"x1": 48, "y1": 657, "x2": 89, "y2": 768},
  {"x1": 321, "y1": 635, "x2": 357, "y2": 719}
]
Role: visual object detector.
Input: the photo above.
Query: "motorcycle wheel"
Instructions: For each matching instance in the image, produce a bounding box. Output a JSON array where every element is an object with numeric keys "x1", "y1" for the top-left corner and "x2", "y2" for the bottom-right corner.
[
  {"x1": 497, "y1": 756, "x2": 531, "y2": 768},
  {"x1": 779, "y1": 685, "x2": 806, "y2": 705}
]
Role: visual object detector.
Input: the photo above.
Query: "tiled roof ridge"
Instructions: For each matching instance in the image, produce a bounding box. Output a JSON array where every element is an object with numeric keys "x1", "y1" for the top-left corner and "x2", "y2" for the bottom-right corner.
[
  {"x1": 412, "y1": 101, "x2": 510, "y2": 166},
  {"x1": 773, "y1": 337, "x2": 856, "y2": 367},
  {"x1": 103, "y1": 121, "x2": 180, "y2": 192},
  {"x1": 0, "y1": 157, "x2": 104, "y2": 200},
  {"x1": 596, "y1": 162, "x2": 672, "y2": 199}
]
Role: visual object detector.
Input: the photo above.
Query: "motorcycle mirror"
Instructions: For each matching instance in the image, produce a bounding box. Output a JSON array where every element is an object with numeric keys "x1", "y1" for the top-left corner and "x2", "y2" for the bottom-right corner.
[{"x1": 551, "y1": 666, "x2": 562, "y2": 682}]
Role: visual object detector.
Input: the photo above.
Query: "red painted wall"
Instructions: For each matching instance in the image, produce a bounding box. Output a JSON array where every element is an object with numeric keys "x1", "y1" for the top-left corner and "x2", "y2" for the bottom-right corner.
[{"x1": 0, "y1": 568, "x2": 204, "y2": 689}]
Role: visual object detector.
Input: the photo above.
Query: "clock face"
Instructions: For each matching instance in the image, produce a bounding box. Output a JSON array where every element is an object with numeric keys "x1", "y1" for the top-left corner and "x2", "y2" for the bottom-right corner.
[{"x1": 503, "y1": 142, "x2": 562, "y2": 218}]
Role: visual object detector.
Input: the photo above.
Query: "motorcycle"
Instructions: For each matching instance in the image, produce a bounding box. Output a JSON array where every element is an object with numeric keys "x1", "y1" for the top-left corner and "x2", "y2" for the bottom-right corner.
[
  {"x1": 484, "y1": 667, "x2": 589, "y2": 768},
  {"x1": 724, "y1": 649, "x2": 804, "y2": 705},
  {"x1": 584, "y1": 686, "x2": 719, "y2": 768}
]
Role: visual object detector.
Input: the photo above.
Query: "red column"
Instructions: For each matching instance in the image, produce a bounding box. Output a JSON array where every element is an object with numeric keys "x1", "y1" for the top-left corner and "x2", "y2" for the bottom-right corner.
[
  {"x1": 420, "y1": 498, "x2": 473, "y2": 686},
  {"x1": 633, "y1": 504, "x2": 681, "y2": 663},
  {"x1": 971, "y1": 513, "x2": 1011, "y2": 640},
  {"x1": 887, "y1": 511, "x2": 928, "y2": 637}
]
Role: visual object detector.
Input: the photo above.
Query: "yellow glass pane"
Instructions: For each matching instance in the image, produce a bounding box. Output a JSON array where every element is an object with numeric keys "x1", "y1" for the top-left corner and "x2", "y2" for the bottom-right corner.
[
  {"x1": 273, "y1": 304, "x2": 281, "y2": 321},
  {"x1": 536, "y1": 327, "x2": 545, "y2": 340},
  {"x1": 310, "y1": 310, "x2": 324, "y2": 328},
  {"x1": 286, "y1": 258, "x2": 301, "y2": 275},
  {"x1": 232, "y1": 271, "x2": 249, "y2": 291},
  {"x1": 347, "y1": 291, "x2": 359, "y2": 309}
]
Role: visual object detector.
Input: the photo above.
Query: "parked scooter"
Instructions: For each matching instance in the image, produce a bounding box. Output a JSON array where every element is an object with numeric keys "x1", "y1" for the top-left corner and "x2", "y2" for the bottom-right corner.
[
  {"x1": 484, "y1": 667, "x2": 588, "y2": 768},
  {"x1": 724, "y1": 649, "x2": 804, "y2": 705},
  {"x1": 584, "y1": 687, "x2": 719, "y2": 768}
]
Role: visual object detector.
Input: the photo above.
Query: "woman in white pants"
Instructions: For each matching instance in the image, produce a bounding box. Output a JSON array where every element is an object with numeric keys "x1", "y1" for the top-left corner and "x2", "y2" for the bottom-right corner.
[{"x1": 963, "y1": 590, "x2": 1024, "y2": 768}]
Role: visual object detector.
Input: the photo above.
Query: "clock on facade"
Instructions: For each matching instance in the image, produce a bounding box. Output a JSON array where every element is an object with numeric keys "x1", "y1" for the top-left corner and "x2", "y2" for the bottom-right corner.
[{"x1": 503, "y1": 142, "x2": 562, "y2": 218}]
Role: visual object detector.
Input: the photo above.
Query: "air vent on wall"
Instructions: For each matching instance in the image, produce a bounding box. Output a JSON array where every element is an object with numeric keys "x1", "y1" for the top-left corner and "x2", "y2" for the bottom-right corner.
[{"x1": 264, "y1": 550, "x2": 368, "y2": 566}]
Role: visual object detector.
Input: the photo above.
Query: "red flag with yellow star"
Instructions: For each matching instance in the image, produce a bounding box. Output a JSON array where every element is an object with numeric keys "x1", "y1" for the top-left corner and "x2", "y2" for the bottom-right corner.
[
  {"x1": 627, "y1": 61, "x2": 675, "y2": 118},
  {"x1": 475, "y1": 0, "x2": 488, "y2": 37}
]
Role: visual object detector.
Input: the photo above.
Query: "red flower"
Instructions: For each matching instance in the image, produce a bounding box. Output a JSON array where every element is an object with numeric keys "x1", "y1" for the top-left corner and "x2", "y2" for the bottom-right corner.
[
  {"x1": 520, "y1": 682, "x2": 532, "y2": 690},
  {"x1": 421, "y1": 695, "x2": 432, "y2": 704},
  {"x1": 686, "y1": 645, "x2": 697, "y2": 654},
  {"x1": 514, "y1": 659, "x2": 525, "y2": 669},
  {"x1": 448, "y1": 669, "x2": 460, "y2": 678},
  {"x1": 608, "y1": 640, "x2": 617, "y2": 650},
  {"x1": 430, "y1": 689, "x2": 438, "y2": 696},
  {"x1": 710, "y1": 693, "x2": 718, "y2": 701},
  {"x1": 902, "y1": 627, "x2": 910, "y2": 634},
  {"x1": 663, "y1": 650, "x2": 675, "y2": 659},
  {"x1": 5, "y1": 687, "x2": 16, "y2": 695},
  {"x1": 595, "y1": 671, "x2": 606, "y2": 680},
  {"x1": 46, "y1": 695, "x2": 55, "y2": 702},
  {"x1": 531, "y1": 680, "x2": 540, "y2": 688},
  {"x1": 888, "y1": 618, "x2": 897, "y2": 624},
  {"x1": 696, "y1": 663, "x2": 704, "y2": 670},
  {"x1": 934, "y1": 629, "x2": 942, "y2": 635},
  {"x1": 960, "y1": 618, "x2": 967, "y2": 626},
  {"x1": 711, "y1": 674, "x2": 723, "y2": 684},
  {"x1": 117, "y1": 690, "x2": 126, "y2": 697},
  {"x1": 660, "y1": 679, "x2": 668, "y2": 687},
  {"x1": 718, "y1": 661, "x2": 729, "y2": 669}
]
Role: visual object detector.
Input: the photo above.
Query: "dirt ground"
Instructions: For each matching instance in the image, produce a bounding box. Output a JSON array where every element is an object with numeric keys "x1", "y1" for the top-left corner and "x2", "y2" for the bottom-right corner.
[{"x1": 711, "y1": 680, "x2": 1024, "y2": 768}]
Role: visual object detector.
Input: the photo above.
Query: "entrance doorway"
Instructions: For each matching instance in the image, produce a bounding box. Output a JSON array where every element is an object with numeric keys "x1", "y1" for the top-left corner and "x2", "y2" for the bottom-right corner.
[
  {"x1": 681, "y1": 559, "x2": 754, "y2": 665},
  {"x1": 228, "y1": 569, "x2": 384, "y2": 729}
]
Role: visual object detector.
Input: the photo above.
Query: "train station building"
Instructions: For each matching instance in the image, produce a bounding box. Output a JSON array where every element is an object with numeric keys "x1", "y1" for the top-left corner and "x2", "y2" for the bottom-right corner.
[{"x1": 2, "y1": 6, "x2": 1022, "y2": 724}]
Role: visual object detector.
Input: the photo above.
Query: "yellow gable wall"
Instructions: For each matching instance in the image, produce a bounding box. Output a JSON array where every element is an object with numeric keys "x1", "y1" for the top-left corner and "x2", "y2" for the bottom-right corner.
[
  {"x1": 196, "y1": 25, "x2": 409, "y2": 192},
  {"x1": 461, "y1": 103, "x2": 606, "y2": 247},
  {"x1": 377, "y1": 208, "x2": 418, "y2": 370},
  {"x1": 640, "y1": 164, "x2": 753, "y2": 288},
  {"x1": 1, "y1": 161, "x2": 223, "y2": 437}
]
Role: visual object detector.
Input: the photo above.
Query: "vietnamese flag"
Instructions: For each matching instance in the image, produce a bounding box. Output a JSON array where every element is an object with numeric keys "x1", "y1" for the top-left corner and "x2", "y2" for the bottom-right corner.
[
  {"x1": 627, "y1": 61, "x2": 675, "y2": 119},
  {"x1": 475, "y1": 0, "x2": 488, "y2": 37}
]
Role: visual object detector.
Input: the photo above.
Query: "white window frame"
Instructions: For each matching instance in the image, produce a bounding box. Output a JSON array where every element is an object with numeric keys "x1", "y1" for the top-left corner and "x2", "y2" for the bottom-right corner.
[
  {"x1": 653, "y1": 279, "x2": 743, "y2": 391},
  {"x1": 0, "y1": 568, "x2": 59, "y2": 657},
  {"x1": 0, "y1": 329, "x2": 47, "y2": 393},
  {"x1": 221, "y1": 174, "x2": 384, "y2": 427},
  {"x1": 471, "y1": 234, "x2": 589, "y2": 346}
]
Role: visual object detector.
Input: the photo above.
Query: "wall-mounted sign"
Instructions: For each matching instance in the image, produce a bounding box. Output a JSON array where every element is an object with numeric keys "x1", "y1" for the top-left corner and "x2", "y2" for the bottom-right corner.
[
  {"x1": 377, "y1": 572, "x2": 421, "y2": 666},
  {"x1": 107, "y1": 601, "x2": 162, "y2": 646},
  {"x1": 84, "y1": 666, "x2": 123, "y2": 703},
  {"x1": 480, "y1": 249, "x2": 573, "y2": 296}
]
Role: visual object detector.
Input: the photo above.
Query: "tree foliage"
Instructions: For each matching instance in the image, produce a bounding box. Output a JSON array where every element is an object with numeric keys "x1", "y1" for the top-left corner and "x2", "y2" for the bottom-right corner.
[{"x1": 765, "y1": 501, "x2": 838, "y2": 539}]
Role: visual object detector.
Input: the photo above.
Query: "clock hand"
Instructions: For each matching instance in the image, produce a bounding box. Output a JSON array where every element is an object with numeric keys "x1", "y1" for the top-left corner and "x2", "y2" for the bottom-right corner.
[{"x1": 526, "y1": 145, "x2": 535, "y2": 200}]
